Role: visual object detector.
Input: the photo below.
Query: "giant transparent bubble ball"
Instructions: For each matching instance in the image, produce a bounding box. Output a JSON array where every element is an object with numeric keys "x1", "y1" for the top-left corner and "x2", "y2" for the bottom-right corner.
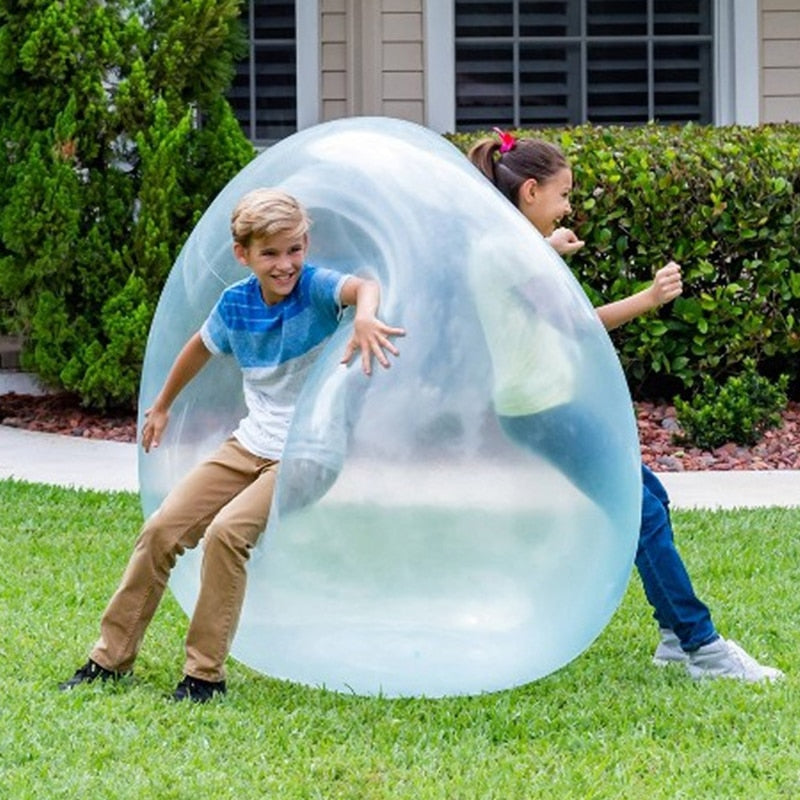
[{"x1": 139, "y1": 116, "x2": 641, "y2": 697}]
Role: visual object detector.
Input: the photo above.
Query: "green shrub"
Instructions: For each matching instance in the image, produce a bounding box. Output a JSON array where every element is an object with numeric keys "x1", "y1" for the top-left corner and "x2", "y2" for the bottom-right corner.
[
  {"x1": 673, "y1": 358, "x2": 789, "y2": 450},
  {"x1": 448, "y1": 124, "x2": 800, "y2": 400},
  {"x1": 0, "y1": 0, "x2": 255, "y2": 410}
]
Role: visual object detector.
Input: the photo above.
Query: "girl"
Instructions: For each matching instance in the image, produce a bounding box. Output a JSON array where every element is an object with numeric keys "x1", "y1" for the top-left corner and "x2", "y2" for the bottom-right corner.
[{"x1": 467, "y1": 131, "x2": 782, "y2": 682}]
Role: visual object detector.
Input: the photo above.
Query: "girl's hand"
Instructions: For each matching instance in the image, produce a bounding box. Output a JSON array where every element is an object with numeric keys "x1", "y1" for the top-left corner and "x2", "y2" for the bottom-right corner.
[
  {"x1": 141, "y1": 407, "x2": 169, "y2": 452},
  {"x1": 547, "y1": 227, "x2": 585, "y2": 256},
  {"x1": 650, "y1": 261, "x2": 683, "y2": 307},
  {"x1": 340, "y1": 317, "x2": 405, "y2": 375}
]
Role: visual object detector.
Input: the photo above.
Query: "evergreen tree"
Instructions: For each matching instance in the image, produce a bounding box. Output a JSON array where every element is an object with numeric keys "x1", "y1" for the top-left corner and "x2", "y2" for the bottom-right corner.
[{"x1": 0, "y1": 0, "x2": 255, "y2": 409}]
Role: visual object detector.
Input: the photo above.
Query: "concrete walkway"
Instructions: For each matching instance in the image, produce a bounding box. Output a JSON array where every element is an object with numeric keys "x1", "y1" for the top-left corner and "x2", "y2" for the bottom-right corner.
[
  {"x1": 1, "y1": 423, "x2": 799, "y2": 509},
  {"x1": 0, "y1": 426, "x2": 138, "y2": 493}
]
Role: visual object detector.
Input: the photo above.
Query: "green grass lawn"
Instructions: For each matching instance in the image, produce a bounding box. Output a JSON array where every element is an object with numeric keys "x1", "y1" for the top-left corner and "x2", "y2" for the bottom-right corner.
[{"x1": 1, "y1": 478, "x2": 798, "y2": 799}]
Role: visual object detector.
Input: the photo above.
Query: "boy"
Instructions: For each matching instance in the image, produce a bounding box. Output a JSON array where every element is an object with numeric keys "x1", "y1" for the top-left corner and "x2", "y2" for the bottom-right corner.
[{"x1": 59, "y1": 188, "x2": 404, "y2": 701}]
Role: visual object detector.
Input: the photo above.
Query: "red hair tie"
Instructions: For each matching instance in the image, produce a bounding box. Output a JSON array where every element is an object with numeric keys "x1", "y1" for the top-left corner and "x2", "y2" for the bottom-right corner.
[{"x1": 493, "y1": 127, "x2": 516, "y2": 154}]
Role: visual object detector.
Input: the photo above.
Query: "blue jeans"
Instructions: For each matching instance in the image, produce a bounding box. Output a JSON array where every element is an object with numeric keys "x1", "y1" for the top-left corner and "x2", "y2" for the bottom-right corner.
[
  {"x1": 498, "y1": 405, "x2": 632, "y2": 522},
  {"x1": 636, "y1": 465, "x2": 718, "y2": 651}
]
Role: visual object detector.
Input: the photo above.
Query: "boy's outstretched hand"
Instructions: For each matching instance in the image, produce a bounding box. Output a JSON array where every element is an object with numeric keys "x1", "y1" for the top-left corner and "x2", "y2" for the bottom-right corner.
[
  {"x1": 141, "y1": 407, "x2": 169, "y2": 453},
  {"x1": 650, "y1": 261, "x2": 683, "y2": 307},
  {"x1": 340, "y1": 315, "x2": 405, "y2": 375}
]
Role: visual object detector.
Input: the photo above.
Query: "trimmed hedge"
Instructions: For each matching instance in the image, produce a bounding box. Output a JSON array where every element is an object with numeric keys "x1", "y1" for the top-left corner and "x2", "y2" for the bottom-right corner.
[{"x1": 448, "y1": 124, "x2": 800, "y2": 400}]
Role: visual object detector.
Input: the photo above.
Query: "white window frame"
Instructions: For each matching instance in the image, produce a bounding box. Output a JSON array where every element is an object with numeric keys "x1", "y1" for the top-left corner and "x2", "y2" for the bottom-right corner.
[
  {"x1": 714, "y1": 0, "x2": 759, "y2": 125},
  {"x1": 425, "y1": 0, "x2": 456, "y2": 132},
  {"x1": 297, "y1": 0, "x2": 321, "y2": 130}
]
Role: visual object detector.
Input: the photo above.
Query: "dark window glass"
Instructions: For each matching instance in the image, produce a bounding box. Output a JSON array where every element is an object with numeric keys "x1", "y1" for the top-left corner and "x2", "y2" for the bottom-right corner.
[
  {"x1": 456, "y1": 43, "x2": 515, "y2": 130},
  {"x1": 228, "y1": 1, "x2": 297, "y2": 144},
  {"x1": 654, "y1": 42, "x2": 712, "y2": 122},
  {"x1": 519, "y1": 1, "x2": 577, "y2": 37},
  {"x1": 587, "y1": 42, "x2": 648, "y2": 122},
  {"x1": 456, "y1": 0, "x2": 514, "y2": 37},
  {"x1": 455, "y1": 0, "x2": 713, "y2": 128},
  {"x1": 519, "y1": 42, "x2": 581, "y2": 125},
  {"x1": 587, "y1": 0, "x2": 646, "y2": 36},
  {"x1": 654, "y1": 0, "x2": 712, "y2": 35},
  {"x1": 253, "y1": 0, "x2": 295, "y2": 39}
]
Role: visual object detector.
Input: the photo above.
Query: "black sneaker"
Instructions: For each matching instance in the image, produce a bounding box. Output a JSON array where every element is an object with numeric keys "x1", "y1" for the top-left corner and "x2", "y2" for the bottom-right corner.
[
  {"x1": 59, "y1": 659, "x2": 127, "y2": 691},
  {"x1": 171, "y1": 675, "x2": 227, "y2": 703}
]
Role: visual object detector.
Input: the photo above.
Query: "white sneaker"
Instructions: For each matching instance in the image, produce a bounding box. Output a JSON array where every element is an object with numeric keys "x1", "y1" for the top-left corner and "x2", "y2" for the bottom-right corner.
[
  {"x1": 686, "y1": 637, "x2": 784, "y2": 683},
  {"x1": 652, "y1": 628, "x2": 689, "y2": 666}
]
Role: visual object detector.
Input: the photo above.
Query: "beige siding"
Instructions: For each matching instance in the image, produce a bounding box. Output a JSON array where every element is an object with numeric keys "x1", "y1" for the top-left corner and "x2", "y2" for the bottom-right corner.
[
  {"x1": 319, "y1": 0, "x2": 425, "y2": 124},
  {"x1": 384, "y1": 41, "x2": 423, "y2": 71},
  {"x1": 763, "y1": 67, "x2": 800, "y2": 93},
  {"x1": 761, "y1": 0, "x2": 800, "y2": 122},
  {"x1": 382, "y1": 6, "x2": 423, "y2": 121},
  {"x1": 321, "y1": 0, "x2": 348, "y2": 121},
  {"x1": 764, "y1": 96, "x2": 800, "y2": 119}
]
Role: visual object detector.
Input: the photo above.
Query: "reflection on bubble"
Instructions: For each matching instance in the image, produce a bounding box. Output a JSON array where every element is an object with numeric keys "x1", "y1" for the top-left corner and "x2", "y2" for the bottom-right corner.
[{"x1": 139, "y1": 117, "x2": 641, "y2": 697}]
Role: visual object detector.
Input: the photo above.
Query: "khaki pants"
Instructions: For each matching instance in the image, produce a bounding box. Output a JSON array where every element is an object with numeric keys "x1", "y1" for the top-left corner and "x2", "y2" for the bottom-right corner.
[{"x1": 91, "y1": 437, "x2": 278, "y2": 682}]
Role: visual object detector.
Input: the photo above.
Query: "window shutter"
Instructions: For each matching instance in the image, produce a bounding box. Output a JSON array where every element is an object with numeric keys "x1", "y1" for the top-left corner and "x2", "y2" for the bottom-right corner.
[
  {"x1": 455, "y1": 0, "x2": 712, "y2": 129},
  {"x1": 228, "y1": 1, "x2": 297, "y2": 144}
]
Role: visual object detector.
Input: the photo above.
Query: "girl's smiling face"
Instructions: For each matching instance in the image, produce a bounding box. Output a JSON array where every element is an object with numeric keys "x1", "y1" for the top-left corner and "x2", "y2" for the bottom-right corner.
[
  {"x1": 234, "y1": 231, "x2": 308, "y2": 305},
  {"x1": 518, "y1": 166, "x2": 574, "y2": 237}
]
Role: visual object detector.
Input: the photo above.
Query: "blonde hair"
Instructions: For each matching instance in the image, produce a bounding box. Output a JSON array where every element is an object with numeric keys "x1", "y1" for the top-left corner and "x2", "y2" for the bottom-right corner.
[{"x1": 230, "y1": 188, "x2": 310, "y2": 247}]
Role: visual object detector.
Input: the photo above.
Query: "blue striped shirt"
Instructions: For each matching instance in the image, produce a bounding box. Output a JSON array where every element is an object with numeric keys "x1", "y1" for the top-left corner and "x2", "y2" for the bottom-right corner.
[{"x1": 200, "y1": 265, "x2": 349, "y2": 458}]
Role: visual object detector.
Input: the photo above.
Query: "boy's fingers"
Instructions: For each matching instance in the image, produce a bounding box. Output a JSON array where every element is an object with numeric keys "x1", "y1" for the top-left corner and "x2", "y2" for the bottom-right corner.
[
  {"x1": 361, "y1": 348, "x2": 373, "y2": 375},
  {"x1": 376, "y1": 332, "x2": 400, "y2": 356},
  {"x1": 340, "y1": 340, "x2": 356, "y2": 364}
]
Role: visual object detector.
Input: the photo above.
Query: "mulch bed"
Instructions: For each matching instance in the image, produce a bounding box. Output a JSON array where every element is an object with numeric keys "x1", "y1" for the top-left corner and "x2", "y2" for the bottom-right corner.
[
  {"x1": 2, "y1": 390, "x2": 800, "y2": 472},
  {"x1": 0, "y1": 391, "x2": 137, "y2": 443},
  {"x1": 636, "y1": 400, "x2": 800, "y2": 472}
]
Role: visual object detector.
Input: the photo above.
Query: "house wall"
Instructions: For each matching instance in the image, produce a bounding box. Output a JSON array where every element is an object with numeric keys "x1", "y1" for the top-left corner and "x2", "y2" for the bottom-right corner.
[
  {"x1": 317, "y1": 2, "x2": 800, "y2": 130},
  {"x1": 320, "y1": 0, "x2": 347, "y2": 119},
  {"x1": 320, "y1": 0, "x2": 425, "y2": 124},
  {"x1": 761, "y1": 0, "x2": 800, "y2": 121}
]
